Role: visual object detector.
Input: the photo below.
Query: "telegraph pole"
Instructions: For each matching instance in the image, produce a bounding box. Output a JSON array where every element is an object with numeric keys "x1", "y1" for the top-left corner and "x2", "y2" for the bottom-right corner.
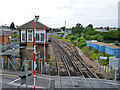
[{"x1": 33, "y1": 15, "x2": 39, "y2": 90}]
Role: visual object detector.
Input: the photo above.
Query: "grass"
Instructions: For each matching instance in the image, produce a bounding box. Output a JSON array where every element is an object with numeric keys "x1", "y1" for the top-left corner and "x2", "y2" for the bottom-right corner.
[
  {"x1": 0, "y1": 46, "x2": 6, "y2": 51},
  {"x1": 49, "y1": 35, "x2": 70, "y2": 43},
  {"x1": 49, "y1": 35, "x2": 114, "y2": 66},
  {"x1": 81, "y1": 46, "x2": 114, "y2": 66},
  {"x1": 59, "y1": 38, "x2": 70, "y2": 43}
]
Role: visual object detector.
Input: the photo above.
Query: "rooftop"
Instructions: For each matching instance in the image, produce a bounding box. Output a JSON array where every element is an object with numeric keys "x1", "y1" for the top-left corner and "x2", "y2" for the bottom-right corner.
[
  {"x1": 108, "y1": 46, "x2": 120, "y2": 49},
  {"x1": 17, "y1": 20, "x2": 50, "y2": 31},
  {"x1": 92, "y1": 42, "x2": 111, "y2": 46}
]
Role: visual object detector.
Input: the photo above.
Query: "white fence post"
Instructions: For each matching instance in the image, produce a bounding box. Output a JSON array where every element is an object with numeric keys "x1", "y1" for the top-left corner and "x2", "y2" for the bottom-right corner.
[
  {"x1": 2, "y1": 58, "x2": 4, "y2": 69},
  {"x1": 8, "y1": 58, "x2": 10, "y2": 70},
  {"x1": 41, "y1": 61, "x2": 42, "y2": 74},
  {"x1": 31, "y1": 60, "x2": 33, "y2": 73},
  {"x1": 25, "y1": 64, "x2": 28, "y2": 88}
]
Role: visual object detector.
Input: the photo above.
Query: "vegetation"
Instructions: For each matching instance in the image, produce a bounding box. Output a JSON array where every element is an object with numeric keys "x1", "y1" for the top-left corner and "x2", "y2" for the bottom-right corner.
[
  {"x1": 60, "y1": 33, "x2": 64, "y2": 37},
  {"x1": 65, "y1": 23, "x2": 120, "y2": 45},
  {"x1": 114, "y1": 41, "x2": 120, "y2": 46},
  {"x1": 11, "y1": 33, "x2": 19, "y2": 39},
  {"x1": 51, "y1": 23, "x2": 120, "y2": 66},
  {"x1": 10, "y1": 33, "x2": 20, "y2": 43},
  {"x1": 49, "y1": 57, "x2": 53, "y2": 69},
  {"x1": 76, "y1": 37, "x2": 87, "y2": 48},
  {"x1": 51, "y1": 35, "x2": 70, "y2": 43},
  {"x1": 0, "y1": 46, "x2": 6, "y2": 51},
  {"x1": 81, "y1": 47, "x2": 114, "y2": 66}
]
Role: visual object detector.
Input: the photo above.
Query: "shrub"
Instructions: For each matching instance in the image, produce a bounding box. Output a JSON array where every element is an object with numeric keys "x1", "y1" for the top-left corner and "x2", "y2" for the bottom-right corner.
[
  {"x1": 61, "y1": 33, "x2": 65, "y2": 37},
  {"x1": 93, "y1": 49, "x2": 98, "y2": 53},
  {"x1": 88, "y1": 46, "x2": 93, "y2": 50},
  {"x1": 114, "y1": 41, "x2": 120, "y2": 46},
  {"x1": 49, "y1": 57, "x2": 53, "y2": 68}
]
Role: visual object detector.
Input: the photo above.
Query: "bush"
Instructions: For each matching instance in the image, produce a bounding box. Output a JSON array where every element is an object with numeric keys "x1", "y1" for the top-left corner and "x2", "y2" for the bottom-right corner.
[
  {"x1": 61, "y1": 33, "x2": 65, "y2": 37},
  {"x1": 71, "y1": 40, "x2": 76, "y2": 44},
  {"x1": 65, "y1": 37, "x2": 68, "y2": 39},
  {"x1": 80, "y1": 42, "x2": 87, "y2": 48},
  {"x1": 77, "y1": 37, "x2": 87, "y2": 48},
  {"x1": 88, "y1": 46, "x2": 93, "y2": 50},
  {"x1": 114, "y1": 41, "x2": 120, "y2": 46},
  {"x1": 49, "y1": 57, "x2": 53, "y2": 68},
  {"x1": 93, "y1": 49, "x2": 98, "y2": 53},
  {"x1": 77, "y1": 41, "x2": 87, "y2": 49}
]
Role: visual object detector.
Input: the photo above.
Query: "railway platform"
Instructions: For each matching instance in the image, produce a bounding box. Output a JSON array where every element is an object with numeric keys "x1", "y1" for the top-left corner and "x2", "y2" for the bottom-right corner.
[{"x1": 1, "y1": 70, "x2": 120, "y2": 89}]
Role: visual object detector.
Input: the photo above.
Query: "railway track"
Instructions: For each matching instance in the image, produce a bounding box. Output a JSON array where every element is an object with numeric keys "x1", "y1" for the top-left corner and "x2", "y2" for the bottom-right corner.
[
  {"x1": 51, "y1": 38, "x2": 106, "y2": 88},
  {"x1": 51, "y1": 39, "x2": 76, "y2": 88},
  {"x1": 52, "y1": 38, "x2": 97, "y2": 78}
]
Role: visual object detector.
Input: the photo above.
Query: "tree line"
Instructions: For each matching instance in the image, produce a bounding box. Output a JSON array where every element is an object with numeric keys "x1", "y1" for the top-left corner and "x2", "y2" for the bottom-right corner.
[{"x1": 66, "y1": 23, "x2": 120, "y2": 48}]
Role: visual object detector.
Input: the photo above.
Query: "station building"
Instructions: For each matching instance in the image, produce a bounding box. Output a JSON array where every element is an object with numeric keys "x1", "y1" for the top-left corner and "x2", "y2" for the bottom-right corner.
[{"x1": 17, "y1": 19, "x2": 51, "y2": 61}]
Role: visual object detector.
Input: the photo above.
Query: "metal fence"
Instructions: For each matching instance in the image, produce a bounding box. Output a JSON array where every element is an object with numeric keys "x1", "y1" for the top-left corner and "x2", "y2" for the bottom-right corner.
[
  {"x1": 0, "y1": 57, "x2": 43, "y2": 73},
  {"x1": 0, "y1": 58, "x2": 34, "y2": 71}
]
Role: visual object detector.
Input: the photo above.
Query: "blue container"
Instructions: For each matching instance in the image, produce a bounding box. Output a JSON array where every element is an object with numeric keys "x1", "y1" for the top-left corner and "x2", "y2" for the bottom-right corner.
[
  {"x1": 106, "y1": 46, "x2": 120, "y2": 58},
  {"x1": 99, "y1": 45, "x2": 106, "y2": 52}
]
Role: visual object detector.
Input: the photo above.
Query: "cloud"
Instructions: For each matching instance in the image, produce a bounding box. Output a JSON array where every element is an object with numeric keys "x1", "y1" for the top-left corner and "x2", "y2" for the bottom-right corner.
[{"x1": 0, "y1": 0, "x2": 119, "y2": 28}]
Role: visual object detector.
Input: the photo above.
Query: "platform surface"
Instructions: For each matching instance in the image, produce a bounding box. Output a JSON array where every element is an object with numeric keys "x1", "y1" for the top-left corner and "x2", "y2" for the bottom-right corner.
[{"x1": 1, "y1": 70, "x2": 120, "y2": 90}]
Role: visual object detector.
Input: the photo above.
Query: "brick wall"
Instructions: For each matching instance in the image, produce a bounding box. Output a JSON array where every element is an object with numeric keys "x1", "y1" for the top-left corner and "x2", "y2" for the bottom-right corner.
[
  {"x1": 20, "y1": 44, "x2": 49, "y2": 61},
  {"x1": 0, "y1": 35, "x2": 9, "y2": 45},
  {"x1": 27, "y1": 42, "x2": 33, "y2": 47},
  {"x1": 0, "y1": 36, "x2": 3, "y2": 45}
]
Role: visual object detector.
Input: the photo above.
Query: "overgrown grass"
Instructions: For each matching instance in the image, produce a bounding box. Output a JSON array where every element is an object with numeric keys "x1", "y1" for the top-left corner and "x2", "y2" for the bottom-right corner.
[
  {"x1": 49, "y1": 35, "x2": 114, "y2": 66},
  {"x1": 0, "y1": 46, "x2": 6, "y2": 51},
  {"x1": 50, "y1": 35, "x2": 70, "y2": 43},
  {"x1": 81, "y1": 46, "x2": 114, "y2": 66},
  {"x1": 49, "y1": 57, "x2": 53, "y2": 69}
]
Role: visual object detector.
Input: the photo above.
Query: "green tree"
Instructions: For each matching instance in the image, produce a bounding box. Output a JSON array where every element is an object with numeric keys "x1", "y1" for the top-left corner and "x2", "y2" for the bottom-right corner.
[
  {"x1": 60, "y1": 27, "x2": 65, "y2": 31},
  {"x1": 76, "y1": 23, "x2": 82, "y2": 27},
  {"x1": 10, "y1": 22, "x2": 15, "y2": 30},
  {"x1": 71, "y1": 23, "x2": 83, "y2": 35},
  {"x1": 114, "y1": 41, "x2": 120, "y2": 46},
  {"x1": 61, "y1": 33, "x2": 64, "y2": 37},
  {"x1": 106, "y1": 26, "x2": 110, "y2": 31},
  {"x1": 97, "y1": 35, "x2": 103, "y2": 42},
  {"x1": 87, "y1": 24, "x2": 93, "y2": 28},
  {"x1": 77, "y1": 37, "x2": 87, "y2": 48},
  {"x1": 70, "y1": 36, "x2": 76, "y2": 41},
  {"x1": 85, "y1": 35, "x2": 90, "y2": 40}
]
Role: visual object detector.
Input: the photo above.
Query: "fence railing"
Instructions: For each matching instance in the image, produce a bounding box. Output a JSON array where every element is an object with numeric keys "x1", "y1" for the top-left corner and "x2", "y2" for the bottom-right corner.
[{"x1": 0, "y1": 57, "x2": 43, "y2": 73}]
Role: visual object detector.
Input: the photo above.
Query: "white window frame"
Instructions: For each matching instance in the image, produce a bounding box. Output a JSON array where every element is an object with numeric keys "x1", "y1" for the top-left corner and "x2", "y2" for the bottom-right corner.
[
  {"x1": 27, "y1": 29, "x2": 33, "y2": 42},
  {"x1": 21, "y1": 30, "x2": 26, "y2": 42},
  {"x1": 36, "y1": 33, "x2": 40, "y2": 41},
  {"x1": 40, "y1": 33, "x2": 45, "y2": 42},
  {"x1": 36, "y1": 30, "x2": 46, "y2": 42}
]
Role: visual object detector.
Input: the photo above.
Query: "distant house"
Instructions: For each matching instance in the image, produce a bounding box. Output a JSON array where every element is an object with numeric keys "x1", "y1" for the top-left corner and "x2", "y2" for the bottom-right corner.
[
  {"x1": 0, "y1": 26, "x2": 12, "y2": 46},
  {"x1": 95, "y1": 29, "x2": 107, "y2": 32},
  {"x1": 17, "y1": 19, "x2": 51, "y2": 60}
]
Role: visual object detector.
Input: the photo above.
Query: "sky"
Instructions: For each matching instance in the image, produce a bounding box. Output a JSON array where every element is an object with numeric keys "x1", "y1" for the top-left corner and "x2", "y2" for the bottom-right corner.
[{"x1": 0, "y1": 0, "x2": 119, "y2": 28}]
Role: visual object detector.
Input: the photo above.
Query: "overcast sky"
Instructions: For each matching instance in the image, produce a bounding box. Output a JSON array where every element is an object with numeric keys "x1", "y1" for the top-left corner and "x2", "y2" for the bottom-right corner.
[{"x1": 0, "y1": 0, "x2": 119, "y2": 28}]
